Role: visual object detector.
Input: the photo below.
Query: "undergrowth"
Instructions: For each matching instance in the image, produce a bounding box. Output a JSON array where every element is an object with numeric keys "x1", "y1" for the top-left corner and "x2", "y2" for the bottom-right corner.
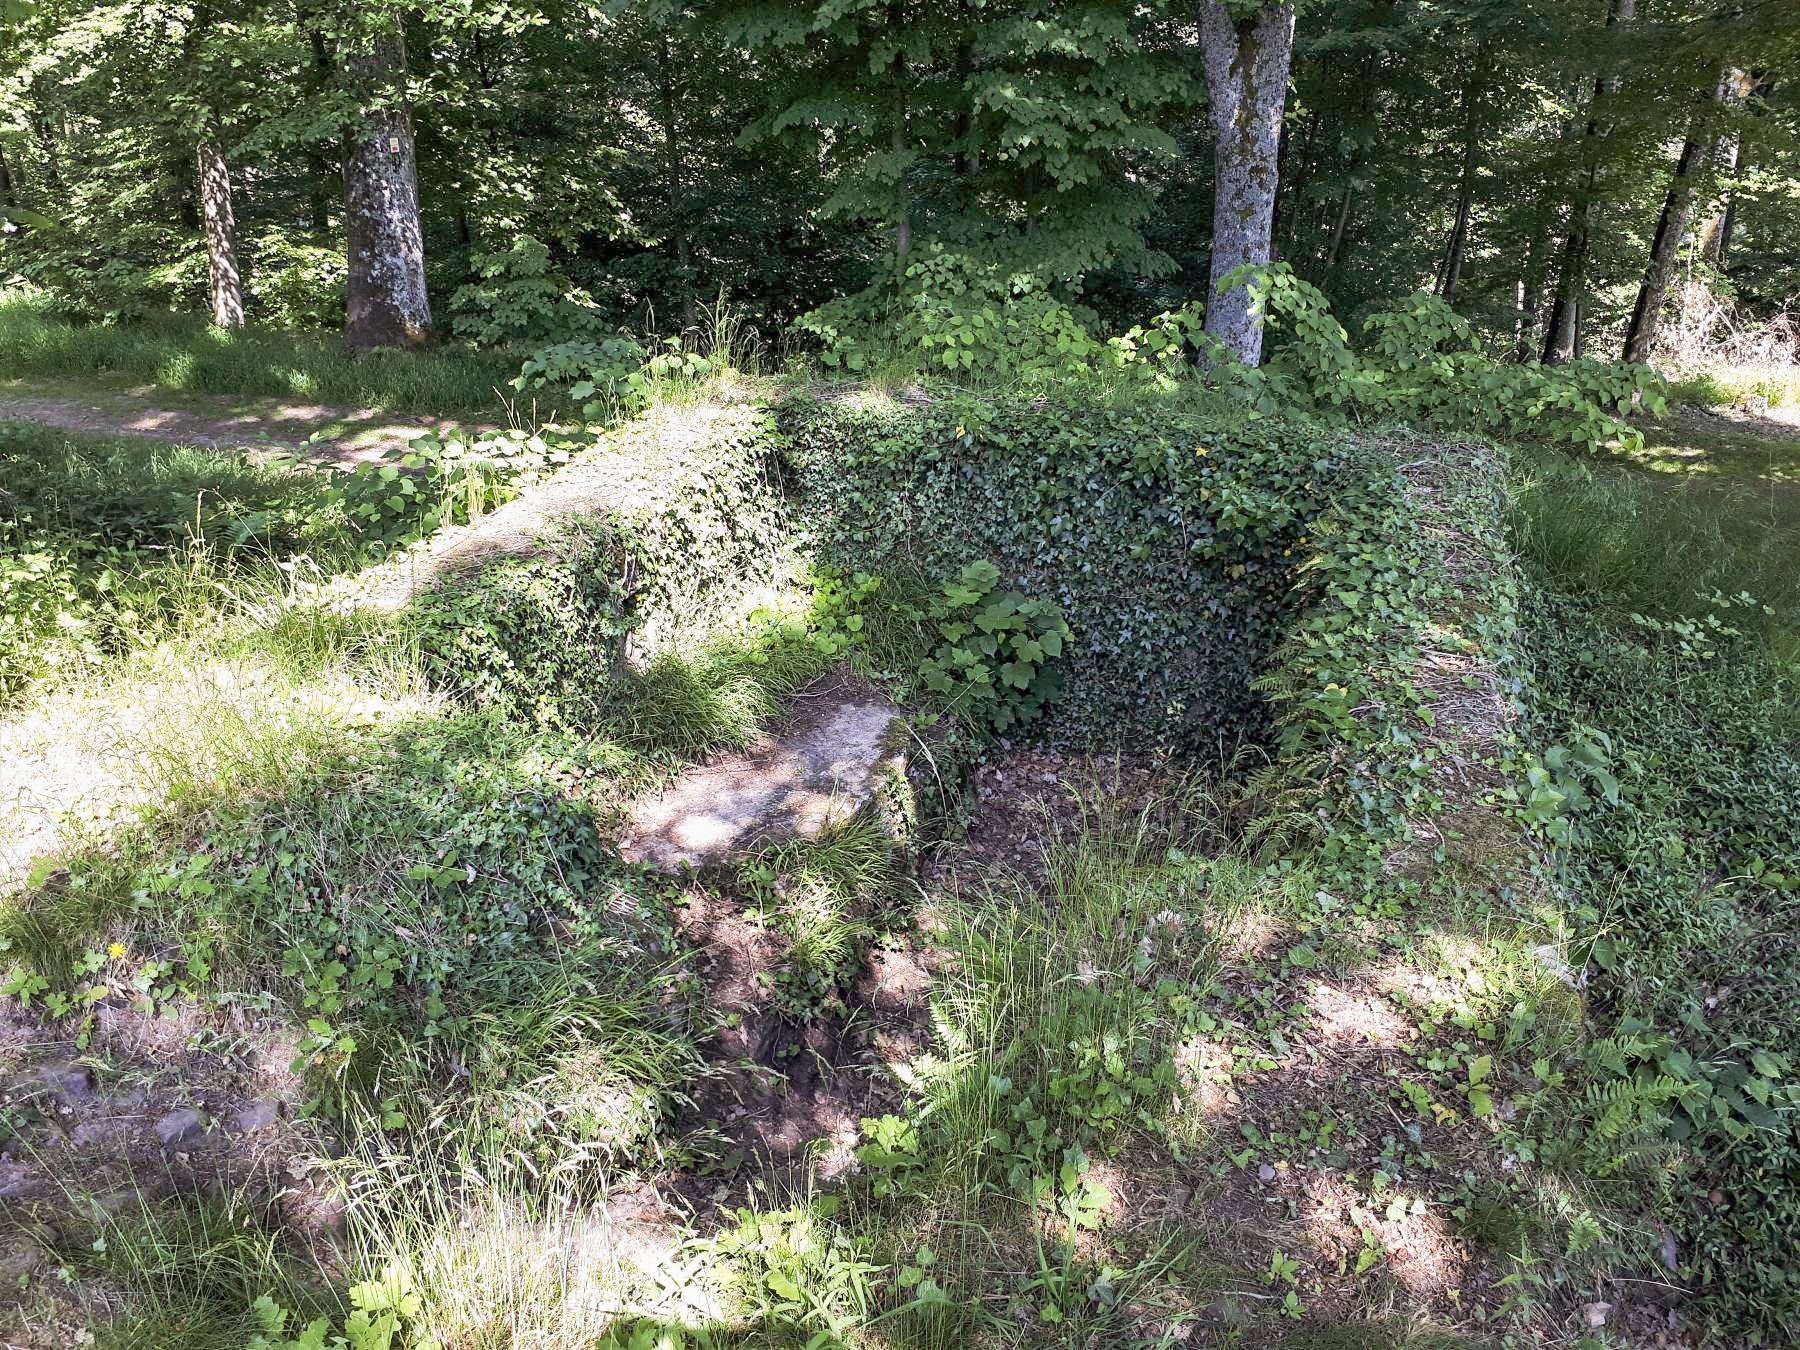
[
  {"x1": 0, "y1": 290, "x2": 517, "y2": 418},
  {"x1": 0, "y1": 335, "x2": 1795, "y2": 1348},
  {"x1": 1513, "y1": 459, "x2": 1800, "y2": 1338}
]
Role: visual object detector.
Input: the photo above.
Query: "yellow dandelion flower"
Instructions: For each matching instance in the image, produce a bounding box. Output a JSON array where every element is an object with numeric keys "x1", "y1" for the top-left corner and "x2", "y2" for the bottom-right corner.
[{"x1": 107, "y1": 941, "x2": 126, "y2": 961}]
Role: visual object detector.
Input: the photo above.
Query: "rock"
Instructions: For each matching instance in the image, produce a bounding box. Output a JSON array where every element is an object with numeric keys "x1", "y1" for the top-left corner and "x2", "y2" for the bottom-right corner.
[
  {"x1": 1201, "y1": 1296, "x2": 1252, "y2": 1330},
  {"x1": 0, "y1": 1239, "x2": 42, "y2": 1285},
  {"x1": 1531, "y1": 943, "x2": 1580, "y2": 989},
  {"x1": 69, "y1": 1119, "x2": 132, "y2": 1148},
  {"x1": 1257, "y1": 1163, "x2": 1277, "y2": 1182},
  {"x1": 234, "y1": 1099, "x2": 282, "y2": 1133},
  {"x1": 36, "y1": 1063, "x2": 95, "y2": 1103},
  {"x1": 153, "y1": 1107, "x2": 205, "y2": 1146},
  {"x1": 1583, "y1": 1301, "x2": 1612, "y2": 1329}
]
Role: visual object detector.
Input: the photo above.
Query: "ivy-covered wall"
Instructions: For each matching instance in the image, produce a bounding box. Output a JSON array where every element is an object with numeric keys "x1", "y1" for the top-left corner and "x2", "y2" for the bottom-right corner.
[
  {"x1": 780, "y1": 393, "x2": 1363, "y2": 750},
  {"x1": 375, "y1": 403, "x2": 799, "y2": 725},
  {"x1": 1255, "y1": 430, "x2": 1533, "y2": 909}
]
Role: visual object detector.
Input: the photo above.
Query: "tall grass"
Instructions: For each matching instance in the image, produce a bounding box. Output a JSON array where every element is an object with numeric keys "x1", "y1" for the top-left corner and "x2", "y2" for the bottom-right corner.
[
  {"x1": 1508, "y1": 445, "x2": 1800, "y2": 658},
  {"x1": 0, "y1": 291, "x2": 518, "y2": 418},
  {"x1": 1666, "y1": 363, "x2": 1800, "y2": 411}
]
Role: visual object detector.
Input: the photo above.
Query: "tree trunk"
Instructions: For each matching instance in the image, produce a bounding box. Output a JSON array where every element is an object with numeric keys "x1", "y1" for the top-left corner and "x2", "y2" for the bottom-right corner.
[
  {"x1": 1623, "y1": 66, "x2": 1745, "y2": 364},
  {"x1": 1712, "y1": 169, "x2": 1741, "y2": 270},
  {"x1": 657, "y1": 28, "x2": 697, "y2": 330},
  {"x1": 341, "y1": 27, "x2": 432, "y2": 350},
  {"x1": 1542, "y1": 0, "x2": 1636, "y2": 364},
  {"x1": 1699, "y1": 74, "x2": 1762, "y2": 270},
  {"x1": 1437, "y1": 53, "x2": 1487, "y2": 305},
  {"x1": 1276, "y1": 103, "x2": 1320, "y2": 254},
  {"x1": 1700, "y1": 151, "x2": 1738, "y2": 270},
  {"x1": 175, "y1": 152, "x2": 201, "y2": 230},
  {"x1": 1621, "y1": 139, "x2": 1704, "y2": 366},
  {"x1": 890, "y1": 7, "x2": 911, "y2": 268},
  {"x1": 197, "y1": 138, "x2": 244, "y2": 329},
  {"x1": 0, "y1": 143, "x2": 14, "y2": 207},
  {"x1": 26, "y1": 111, "x2": 63, "y2": 193},
  {"x1": 892, "y1": 120, "x2": 910, "y2": 263},
  {"x1": 1198, "y1": 0, "x2": 1298, "y2": 366},
  {"x1": 1514, "y1": 204, "x2": 1550, "y2": 363},
  {"x1": 1323, "y1": 184, "x2": 1352, "y2": 274}
]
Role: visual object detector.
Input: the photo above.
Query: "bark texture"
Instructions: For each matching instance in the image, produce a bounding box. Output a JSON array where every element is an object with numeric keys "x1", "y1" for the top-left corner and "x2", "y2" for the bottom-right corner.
[
  {"x1": 342, "y1": 29, "x2": 432, "y2": 350},
  {"x1": 197, "y1": 138, "x2": 244, "y2": 329},
  {"x1": 657, "y1": 28, "x2": 697, "y2": 329},
  {"x1": 1198, "y1": 0, "x2": 1297, "y2": 367},
  {"x1": 1622, "y1": 66, "x2": 1748, "y2": 365},
  {"x1": 1514, "y1": 203, "x2": 1550, "y2": 363},
  {"x1": 298, "y1": 0, "x2": 336, "y2": 233},
  {"x1": 1621, "y1": 140, "x2": 1705, "y2": 365},
  {"x1": 1699, "y1": 76, "x2": 1765, "y2": 269}
]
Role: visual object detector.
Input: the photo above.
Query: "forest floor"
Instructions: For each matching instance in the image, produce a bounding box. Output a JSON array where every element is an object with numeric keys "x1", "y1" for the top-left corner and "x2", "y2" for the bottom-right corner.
[
  {"x1": 0, "y1": 376, "x2": 493, "y2": 467},
  {"x1": 4, "y1": 373, "x2": 1797, "y2": 492},
  {"x1": 0, "y1": 375, "x2": 1796, "y2": 1347},
  {"x1": 1624, "y1": 400, "x2": 1800, "y2": 491}
]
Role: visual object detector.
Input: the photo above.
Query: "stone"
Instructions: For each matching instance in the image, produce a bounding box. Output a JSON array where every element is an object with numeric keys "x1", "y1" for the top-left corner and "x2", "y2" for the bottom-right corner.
[
  {"x1": 234, "y1": 1099, "x2": 282, "y2": 1133},
  {"x1": 36, "y1": 1063, "x2": 95, "y2": 1102},
  {"x1": 0, "y1": 1240, "x2": 42, "y2": 1285},
  {"x1": 153, "y1": 1107, "x2": 205, "y2": 1146},
  {"x1": 69, "y1": 1119, "x2": 132, "y2": 1148},
  {"x1": 622, "y1": 681, "x2": 904, "y2": 869}
]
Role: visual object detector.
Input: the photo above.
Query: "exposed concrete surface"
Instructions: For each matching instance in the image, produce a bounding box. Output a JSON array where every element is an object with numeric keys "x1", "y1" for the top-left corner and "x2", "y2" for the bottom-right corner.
[{"x1": 622, "y1": 688, "x2": 902, "y2": 869}]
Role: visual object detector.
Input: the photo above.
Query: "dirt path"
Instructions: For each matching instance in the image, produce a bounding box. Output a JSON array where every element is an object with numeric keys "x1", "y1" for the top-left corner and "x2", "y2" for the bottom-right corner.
[{"x1": 0, "y1": 380, "x2": 494, "y2": 469}]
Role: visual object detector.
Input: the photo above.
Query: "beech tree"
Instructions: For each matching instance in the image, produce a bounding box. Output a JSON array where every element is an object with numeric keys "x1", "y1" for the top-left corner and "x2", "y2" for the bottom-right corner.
[
  {"x1": 1196, "y1": 0, "x2": 1297, "y2": 366},
  {"x1": 1541, "y1": 0, "x2": 1638, "y2": 364},
  {"x1": 181, "y1": 3, "x2": 242, "y2": 329},
  {"x1": 339, "y1": 15, "x2": 432, "y2": 350},
  {"x1": 1622, "y1": 66, "x2": 1749, "y2": 364},
  {"x1": 195, "y1": 137, "x2": 243, "y2": 328}
]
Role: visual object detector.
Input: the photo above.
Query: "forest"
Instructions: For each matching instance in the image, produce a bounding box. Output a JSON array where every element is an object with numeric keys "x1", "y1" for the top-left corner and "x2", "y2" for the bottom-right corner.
[{"x1": 0, "y1": 1, "x2": 1797, "y2": 1348}]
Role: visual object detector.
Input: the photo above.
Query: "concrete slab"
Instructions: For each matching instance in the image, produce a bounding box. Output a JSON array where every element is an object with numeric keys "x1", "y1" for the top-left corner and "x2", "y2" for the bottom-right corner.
[{"x1": 621, "y1": 680, "x2": 904, "y2": 869}]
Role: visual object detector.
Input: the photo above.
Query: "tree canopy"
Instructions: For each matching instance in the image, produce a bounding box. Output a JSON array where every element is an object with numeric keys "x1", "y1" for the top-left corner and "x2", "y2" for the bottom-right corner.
[{"x1": 0, "y1": 0, "x2": 1795, "y2": 365}]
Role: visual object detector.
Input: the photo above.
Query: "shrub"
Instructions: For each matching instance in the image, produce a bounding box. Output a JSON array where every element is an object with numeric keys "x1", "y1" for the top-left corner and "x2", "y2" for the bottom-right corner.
[
  {"x1": 248, "y1": 226, "x2": 346, "y2": 329},
  {"x1": 449, "y1": 235, "x2": 609, "y2": 346},
  {"x1": 1521, "y1": 586, "x2": 1800, "y2": 1336},
  {"x1": 109, "y1": 714, "x2": 673, "y2": 1082},
  {"x1": 793, "y1": 261, "x2": 1670, "y2": 458},
  {"x1": 1243, "y1": 271, "x2": 1671, "y2": 452},
  {"x1": 510, "y1": 334, "x2": 726, "y2": 423}
]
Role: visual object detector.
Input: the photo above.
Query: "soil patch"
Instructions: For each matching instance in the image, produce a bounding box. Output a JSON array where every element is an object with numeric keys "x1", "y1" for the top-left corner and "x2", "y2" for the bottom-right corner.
[
  {"x1": 668, "y1": 880, "x2": 938, "y2": 1215},
  {"x1": 0, "y1": 992, "x2": 337, "y2": 1288}
]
